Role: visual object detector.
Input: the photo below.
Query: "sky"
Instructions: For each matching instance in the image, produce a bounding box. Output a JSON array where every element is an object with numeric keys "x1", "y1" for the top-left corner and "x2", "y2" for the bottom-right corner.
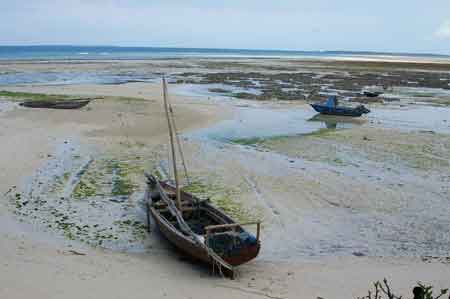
[{"x1": 0, "y1": 0, "x2": 449, "y2": 54}]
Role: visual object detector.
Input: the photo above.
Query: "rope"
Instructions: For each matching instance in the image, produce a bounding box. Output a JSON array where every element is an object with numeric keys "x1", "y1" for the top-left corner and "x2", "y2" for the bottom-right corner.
[{"x1": 155, "y1": 180, "x2": 234, "y2": 275}]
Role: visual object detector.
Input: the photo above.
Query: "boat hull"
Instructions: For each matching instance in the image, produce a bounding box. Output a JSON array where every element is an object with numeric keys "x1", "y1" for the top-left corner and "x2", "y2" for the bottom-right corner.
[
  {"x1": 146, "y1": 178, "x2": 260, "y2": 268},
  {"x1": 20, "y1": 99, "x2": 91, "y2": 109},
  {"x1": 310, "y1": 103, "x2": 365, "y2": 117},
  {"x1": 150, "y1": 206, "x2": 260, "y2": 266}
]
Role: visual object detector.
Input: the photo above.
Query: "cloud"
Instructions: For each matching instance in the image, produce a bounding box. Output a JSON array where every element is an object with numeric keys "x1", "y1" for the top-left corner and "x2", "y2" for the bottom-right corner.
[{"x1": 435, "y1": 21, "x2": 450, "y2": 39}]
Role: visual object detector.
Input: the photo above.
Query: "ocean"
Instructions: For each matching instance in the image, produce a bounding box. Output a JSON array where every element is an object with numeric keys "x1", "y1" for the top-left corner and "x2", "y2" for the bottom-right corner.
[
  {"x1": 0, "y1": 45, "x2": 449, "y2": 61},
  {"x1": 1, "y1": 46, "x2": 449, "y2": 86}
]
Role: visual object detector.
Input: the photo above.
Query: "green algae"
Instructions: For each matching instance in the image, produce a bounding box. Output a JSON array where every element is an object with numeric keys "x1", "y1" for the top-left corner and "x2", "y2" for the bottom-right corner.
[
  {"x1": 73, "y1": 180, "x2": 97, "y2": 199},
  {"x1": 264, "y1": 128, "x2": 450, "y2": 171},
  {"x1": 181, "y1": 180, "x2": 210, "y2": 194},
  {"x1": 429, "y1": 98, "x2": 450, "y2": 106},
  {"x1": 302, "y1": 128, "x2": 340, "y2": 138},
  {"x1": 0, "y1": 90, "x2": 74, "y2": 101},
  {"x1": 114, "y1": 219, "x2": 147, "y2": 240},
  {"x1": 231, "y1": 129, "x2": 340, "y2": 148},
  {"x1": 107, "y1": 160, "x2": 138, "y2": 196},
  {"x1": 108, "y1": 96, "x2": 148, "y2": 103},
  {"x1": 182, "y1": 179, "x2": 259, "y2": 223},
  {"x1": 13, "y1": 193, "x2": 23, "y2": 209},
  {"x1": 211, "y1": 194, "x2": 259, "y2": 223},
  {"x1": 332, "y1": 157, "x2": 345, "y2": 165},
  {"x1": 232, "y1": 134, "x2": 295, "y2": 147},
  {"x1": 0, "y1": 90, "x2": 148, "y2": 105},
  {"x1": 63, "y1": 172, "x2": 71, "y2": 180},
  {"x1": 112, "y1": 176, "x2": 134, "y2": 196},
  {"x1": 395, "y1": 143, "x2": 450, "y2": 170},
  {"x1": 232, "y1": 137, "x2": 265, "y2": 146},
  {"x1": 11, "y1": 149, "x2": 160, "y2": 248}
]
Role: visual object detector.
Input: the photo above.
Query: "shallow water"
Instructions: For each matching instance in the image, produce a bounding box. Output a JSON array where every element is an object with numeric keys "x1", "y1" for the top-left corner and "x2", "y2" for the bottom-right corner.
[
  {"x1": 0, "y1": 100, "x2": 18, "y2": 113},
  {"x1": 184, "y1": 100, "x2": 450, "y2": 260},
  {"x1": 189, "y1": 103, "x2": 450, "y2": 144},
  {"x1": 189, "y1": 106, "x2": 357, "y2": 142},
  {"x1": 0, "y1": 71, "x2": 157, "y2": 86},
  {"x1": 172, "y1": 83, "x2": 262, "y2": 99}
]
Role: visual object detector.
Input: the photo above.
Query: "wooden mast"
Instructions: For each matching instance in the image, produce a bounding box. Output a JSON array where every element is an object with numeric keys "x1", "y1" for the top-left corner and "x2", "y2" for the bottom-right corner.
[{"x1": 162, "y1": 78, "x2": 182, "y2": 211}]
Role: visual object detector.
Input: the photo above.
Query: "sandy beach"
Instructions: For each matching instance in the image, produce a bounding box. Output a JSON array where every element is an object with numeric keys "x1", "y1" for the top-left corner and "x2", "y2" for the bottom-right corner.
[{"x1": 1, "y1": 57, "x2": 450, "y2": 299}]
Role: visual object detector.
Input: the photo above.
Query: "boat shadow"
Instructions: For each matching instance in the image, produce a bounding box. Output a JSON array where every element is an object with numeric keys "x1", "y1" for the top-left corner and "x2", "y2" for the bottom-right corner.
[{"x1": 308, "y1": 113, "x2": 367, "y2": 129}]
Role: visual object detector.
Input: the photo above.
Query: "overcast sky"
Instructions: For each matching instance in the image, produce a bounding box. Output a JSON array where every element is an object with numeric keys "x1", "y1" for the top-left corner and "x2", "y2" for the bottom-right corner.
[{"x1": 1, "y1": 0, "x2": 449, "y2": 54}]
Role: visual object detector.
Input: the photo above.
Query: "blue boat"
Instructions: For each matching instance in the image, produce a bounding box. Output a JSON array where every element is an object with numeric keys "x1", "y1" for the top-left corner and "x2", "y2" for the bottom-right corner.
[{"x1": 310, "y1": 96, "x2": 370, "y2": 117}]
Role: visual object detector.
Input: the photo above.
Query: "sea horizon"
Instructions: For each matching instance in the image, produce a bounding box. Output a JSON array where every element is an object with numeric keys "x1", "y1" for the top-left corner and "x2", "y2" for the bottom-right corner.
[{"x1": 1, "y1": 45, "x2": 450, "y2": 61}]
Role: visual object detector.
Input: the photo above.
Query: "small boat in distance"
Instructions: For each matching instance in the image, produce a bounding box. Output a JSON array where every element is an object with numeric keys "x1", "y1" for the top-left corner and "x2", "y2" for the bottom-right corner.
[
  {"x1": 310, "y1": 95, "x2": 370, "y2": 117},
  {"x1": 20, "y1": 99, "x2": 91, "y2": 109},
  {"x1": 363, "y1": 90, "x2": 383, "y2": 97},
  {"x1": 145, "y1": 78, "x2": 261, "y2": 278}
]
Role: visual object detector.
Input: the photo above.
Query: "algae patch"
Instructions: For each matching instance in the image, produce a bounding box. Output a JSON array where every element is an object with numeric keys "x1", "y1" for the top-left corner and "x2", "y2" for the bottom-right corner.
[
  {"x1": 255, "y1": 127, "x2": 450, "y2": 171},
  {"x1": 107, "y1": 160, "x2": 138, "y2": 196},
  {"x1": 10, "y1": 147, "x2": 161, "y2": 251},
  {"x1": 231, "y1": 128, "x2": 339, "y2": 147},
  {"x1": 0, "y1": 90, "x2": 75, "y2": 102},
  {"x1": 73, "y1": 180, "x2": 97, "y2": 199},
  {"x1": 232, "y1": 137, "x2": 266, "y2": 146},
  {"x1": 0, "y1": 90, "x2": 147, "y2": 104},
  {"x1": 182, "y1": 179, "x2": 260, "y2": 223},
  {"x1": 114, "y1": 219, "x2": 147, "y2": 240}
]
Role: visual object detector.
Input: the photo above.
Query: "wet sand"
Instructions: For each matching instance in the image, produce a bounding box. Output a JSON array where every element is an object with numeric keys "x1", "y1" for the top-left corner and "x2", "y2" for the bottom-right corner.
[{"x1": 1, "y1": 58, "x2": 450, "y2": 298}]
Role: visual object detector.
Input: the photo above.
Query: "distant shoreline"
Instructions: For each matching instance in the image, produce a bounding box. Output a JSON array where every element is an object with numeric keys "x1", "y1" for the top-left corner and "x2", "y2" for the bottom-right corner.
[{"x1": 0, "y1": 45, "x2": 449, "y2": 62}]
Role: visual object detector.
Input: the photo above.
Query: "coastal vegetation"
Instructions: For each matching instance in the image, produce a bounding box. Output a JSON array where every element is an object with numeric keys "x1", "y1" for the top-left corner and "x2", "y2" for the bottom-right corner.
[{"x1": 357, "y1": 279, "x2": 448, "y2": 299}]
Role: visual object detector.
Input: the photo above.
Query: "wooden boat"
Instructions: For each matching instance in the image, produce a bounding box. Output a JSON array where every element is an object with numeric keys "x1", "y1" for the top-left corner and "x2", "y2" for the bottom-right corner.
[
  {"x1": 19, "y1": 99, "x2": 91, "y2": 109},
  {"x1": 311, "y1": 95, "x2": 370, "y2": 117},
  {"x1": 144, "y1": 78, "x2": 261, "y2": 277},
  {"x1": 145, "y1": 174, "x2": 261, "y2": 268}
]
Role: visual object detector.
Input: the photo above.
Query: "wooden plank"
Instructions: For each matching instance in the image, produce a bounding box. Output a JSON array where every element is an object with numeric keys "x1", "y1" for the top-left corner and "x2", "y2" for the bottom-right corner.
[
  {"x1": 154, "y1": 200, "x2": 191, "y2": 208},
  {"x1": 205, "y1": 221, "x2": 260, "y2": 232},
  {"x1": 157, "y1": 207, "x2": 195, "y2": 213}
]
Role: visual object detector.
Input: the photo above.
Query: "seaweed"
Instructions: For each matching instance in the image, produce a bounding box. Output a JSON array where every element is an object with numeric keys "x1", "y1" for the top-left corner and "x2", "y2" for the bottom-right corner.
[
  {"x1": 108, "y1": 160, "x2": 137, "y2": 196},
  {"x1": 0, "y1": 90, "x2": 74, "y2": 101},
  {"x1": 73, "y1": 180, "x2": 96, "y2": 199},
  {"x1": 302, "y1": 128, "x2": 338, "y2": 138},
  {"x1": 231, "y1": 137, "x2": 265, "y2": 146},
  {"x1": 183, "y1": 179, "x2": 259, "y2": 223}
]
